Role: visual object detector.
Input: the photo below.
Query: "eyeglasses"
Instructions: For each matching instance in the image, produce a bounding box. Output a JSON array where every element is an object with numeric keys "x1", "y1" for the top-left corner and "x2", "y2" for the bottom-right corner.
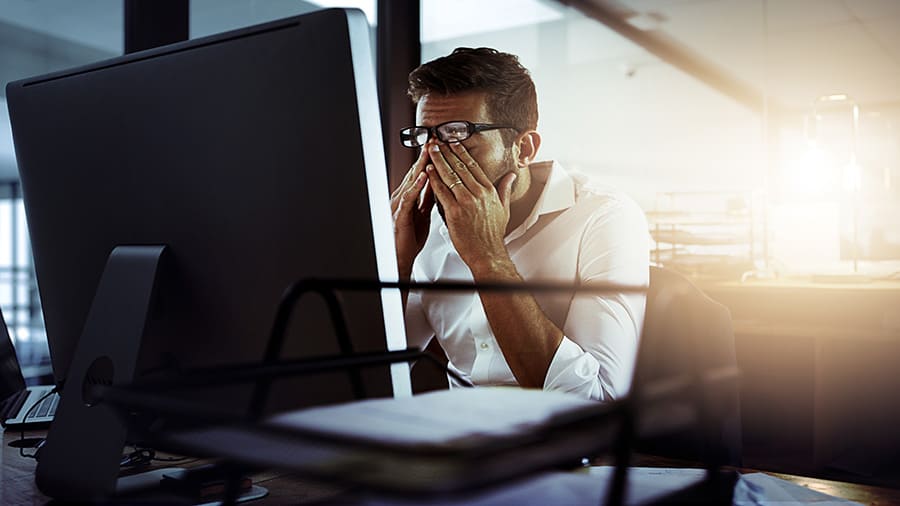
[{"x1": 399, "y1": 121, "x2": 520, "y2": 148}]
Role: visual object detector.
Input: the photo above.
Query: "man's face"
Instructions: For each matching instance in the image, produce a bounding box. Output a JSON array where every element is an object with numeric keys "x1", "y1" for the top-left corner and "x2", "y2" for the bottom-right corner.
[{"x1": 415, "y1": 91, "x2": 516, "y2": 187}]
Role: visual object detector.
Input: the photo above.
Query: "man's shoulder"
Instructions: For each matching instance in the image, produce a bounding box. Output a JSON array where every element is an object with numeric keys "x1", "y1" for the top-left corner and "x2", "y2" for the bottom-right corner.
[
  {"x1": 569, "y1": 175, "x2": 644, "y2": 223},
  {"x1": 534, "y1": 160, "x2": 646, "y2": 229},
  {"x1": 539, "y1": 161, "x2": 631, "y2": 204}
]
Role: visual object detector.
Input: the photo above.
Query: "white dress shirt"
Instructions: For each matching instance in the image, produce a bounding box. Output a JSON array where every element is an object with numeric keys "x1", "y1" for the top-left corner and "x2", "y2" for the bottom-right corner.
[{"x1": 404, "y1": 161, "x2": 650, "y2": 401}]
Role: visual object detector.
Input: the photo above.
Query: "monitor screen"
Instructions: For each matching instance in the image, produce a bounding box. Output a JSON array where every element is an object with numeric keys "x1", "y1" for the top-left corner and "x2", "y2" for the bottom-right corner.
[{"x1": 6, "y1": 8, "x2": 410, "y2": 415}]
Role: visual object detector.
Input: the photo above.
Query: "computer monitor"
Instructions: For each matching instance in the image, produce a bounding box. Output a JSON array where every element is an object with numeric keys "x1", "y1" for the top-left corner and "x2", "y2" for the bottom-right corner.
[{"x1": 6, "y1": 8, "x2": 410, "y2": 415}]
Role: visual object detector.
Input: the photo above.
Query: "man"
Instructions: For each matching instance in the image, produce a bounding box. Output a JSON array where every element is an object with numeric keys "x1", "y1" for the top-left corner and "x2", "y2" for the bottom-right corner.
[{"x1": 390, "y1": 47, "x2": 649, "y2": 400}]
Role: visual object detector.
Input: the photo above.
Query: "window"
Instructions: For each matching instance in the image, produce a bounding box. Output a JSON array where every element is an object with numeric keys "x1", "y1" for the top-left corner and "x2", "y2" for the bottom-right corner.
[
  {"x1": 190, "y1": 0, "x2": 376, "y2": 37},
  {"x1": 1, "y1": 2, "x2": 123, "y2": 378},
  {"x1": 420, "y1": 0, "x2": 900, "y2": 279}
]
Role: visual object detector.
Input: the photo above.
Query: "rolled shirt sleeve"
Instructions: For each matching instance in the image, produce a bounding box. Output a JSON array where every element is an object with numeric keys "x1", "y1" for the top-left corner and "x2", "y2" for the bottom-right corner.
[{"x1": 542, "y1": 195, "x2": 649, "y2": 401}]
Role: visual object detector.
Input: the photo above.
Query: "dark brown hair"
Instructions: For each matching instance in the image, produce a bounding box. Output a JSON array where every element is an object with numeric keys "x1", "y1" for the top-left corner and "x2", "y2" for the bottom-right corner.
[{"x1": 407, "y1": 47, "x2": 538, "y2": 146}]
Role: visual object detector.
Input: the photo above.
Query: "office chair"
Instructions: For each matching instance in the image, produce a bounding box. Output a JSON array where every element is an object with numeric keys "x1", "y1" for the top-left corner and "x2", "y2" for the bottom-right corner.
[{"x1": 633, "y1": 265, "x2": 743, "y2": 467}]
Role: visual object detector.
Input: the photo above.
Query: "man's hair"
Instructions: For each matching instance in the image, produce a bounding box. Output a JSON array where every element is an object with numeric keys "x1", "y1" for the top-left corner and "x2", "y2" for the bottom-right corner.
[{"x1": 407, "y1": 47, "x2": 538, "y2": 146}]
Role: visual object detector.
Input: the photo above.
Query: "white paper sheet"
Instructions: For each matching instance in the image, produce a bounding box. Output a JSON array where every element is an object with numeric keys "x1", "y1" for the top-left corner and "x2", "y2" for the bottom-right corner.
[
  {"x1": 267, "y1": 386, "x2": 597, "y2": 450},
  {"x1": 734, "y1": 472, "x2": 863, "y2": 505}
]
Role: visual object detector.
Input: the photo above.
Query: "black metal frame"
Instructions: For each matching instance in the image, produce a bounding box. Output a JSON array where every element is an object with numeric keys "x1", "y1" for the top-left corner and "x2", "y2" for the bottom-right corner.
[
  {"x1": 89, "y1": 276, "x2": 653, "y2": 504},
  {"x1": 43, "y1": 264, "x2": 740, "y2": 504},
  {"x1": 103, "y1": 277, "x2": 646, "y2": 424}
]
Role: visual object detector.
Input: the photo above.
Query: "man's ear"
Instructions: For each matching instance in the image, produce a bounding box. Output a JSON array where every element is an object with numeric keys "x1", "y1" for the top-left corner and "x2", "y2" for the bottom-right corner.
[{"x1": 515, "y1": 130, "x2": 541, "y2": 168}]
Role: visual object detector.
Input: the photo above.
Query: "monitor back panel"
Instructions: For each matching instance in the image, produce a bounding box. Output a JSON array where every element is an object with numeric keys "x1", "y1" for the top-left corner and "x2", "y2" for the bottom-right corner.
[{"x1": 7, "y1": 9, "x2": 405, "y2": 414}]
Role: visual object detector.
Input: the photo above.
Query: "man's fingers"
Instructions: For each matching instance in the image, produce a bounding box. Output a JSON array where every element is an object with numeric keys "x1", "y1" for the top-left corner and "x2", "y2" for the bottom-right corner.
[
  {"x1": 391, "y1": 169, "x2": 415, "y2": 202},
  {"x1": 419, "y1": 183, "x2": 435, "y2": 213},
  {"x1": 391, "y1": 156, "x2": 431, "y2": 214},
  {"x1": 439, "y1": 144, "x2": 480, "y2": 190},
  {"x1": 426, "y1": 164, "x2": 454, "y2": 204},
  {"x1": 428, "y1": 144, "x2": 466, "y2": 192},
  {"x1": 449, "y1": 141, "x2": 491, "y2": 187},
  {"x1": 396, "y1": 171, "x2": 428, "y2": 217},
  {"x1": 392, "y1": 151, "x2": 430, "y2": 198}
]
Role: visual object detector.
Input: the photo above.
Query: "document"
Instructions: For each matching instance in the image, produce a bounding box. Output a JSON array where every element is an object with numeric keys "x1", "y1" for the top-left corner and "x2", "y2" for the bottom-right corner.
[
  {"x1": 733, "y1": 472, "x2": 863, "y2": 505},
  {"x1": 267, "y1": 386, "x2": 600, "y2": 451}
]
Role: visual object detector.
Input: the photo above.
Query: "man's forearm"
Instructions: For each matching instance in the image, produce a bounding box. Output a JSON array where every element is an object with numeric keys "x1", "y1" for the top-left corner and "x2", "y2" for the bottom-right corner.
[
  {"x1": 469, "y1": 257, "x2": 564, "y2": 389},
  {"x1": 398, "y1": 261, "x2": 413, "y2": 313}
]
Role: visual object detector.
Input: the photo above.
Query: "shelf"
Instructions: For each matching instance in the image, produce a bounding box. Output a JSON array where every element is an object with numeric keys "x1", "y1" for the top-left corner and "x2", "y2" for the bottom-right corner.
[{"x1": 649, "y1": 191, "x2": 756, "y2": 281}]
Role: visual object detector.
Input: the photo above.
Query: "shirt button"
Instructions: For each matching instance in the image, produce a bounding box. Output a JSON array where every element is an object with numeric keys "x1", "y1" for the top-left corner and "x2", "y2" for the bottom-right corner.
[{"x1": 480, "y1": 342, "x2": 489, "y2": 350}]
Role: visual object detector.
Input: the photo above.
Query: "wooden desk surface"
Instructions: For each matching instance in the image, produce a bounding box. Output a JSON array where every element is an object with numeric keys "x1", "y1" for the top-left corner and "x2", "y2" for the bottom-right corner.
[
  {"x1": 0, "y1": 428, "x2": 344, "y2": 505},
  {"x1": 703, "y1": 277, "x2": 900, "y2": 292},
  {"x1": 699, "y1": 275, "x2": 900, "y2": 340},
  {"x1": 763, "y1": 471, "x2": 900, "y2": 506},
  {"x1": 4, "y1": 429, "x2": 899, "y2": 504},
  {"x1": 621, "y1": 454, "x2": 900, "y2": 506}
]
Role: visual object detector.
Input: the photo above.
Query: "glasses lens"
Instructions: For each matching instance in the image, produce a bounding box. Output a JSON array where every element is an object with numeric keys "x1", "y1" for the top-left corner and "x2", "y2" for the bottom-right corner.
[
  {"x1": 400, "y1": 127, "x2": 429, "y2": 147},
  {"x1": 436, "y1": 122, "x2": 470, "y2": 143}
]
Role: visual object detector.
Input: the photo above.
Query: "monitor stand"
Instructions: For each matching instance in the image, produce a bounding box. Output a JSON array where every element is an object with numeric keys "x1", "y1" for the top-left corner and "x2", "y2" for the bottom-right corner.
[{"x1": 35, "y1": 245, "x2": 167, "y2": 500}]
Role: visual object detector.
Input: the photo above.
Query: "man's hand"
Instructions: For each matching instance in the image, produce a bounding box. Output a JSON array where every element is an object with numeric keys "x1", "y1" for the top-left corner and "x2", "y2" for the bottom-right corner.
[
  {"x1": 390, "y1": 150, "x2": 434, "y2": 280},
  {"x1": 427, "y1": 142, "x2": 562, "y2": 389},
  {"x1": 425, "y1": 142, "x2": 517, "y2": 275}
]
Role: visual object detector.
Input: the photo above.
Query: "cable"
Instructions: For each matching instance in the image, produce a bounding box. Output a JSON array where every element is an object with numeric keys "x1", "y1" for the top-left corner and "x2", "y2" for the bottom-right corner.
[
  {"x1": 123, "y1": 445, "x2": 190, "y2": 466},
  {"x1": 17, "y1": 386, "x2": 58, "y2": 460},
  {"x1": 152, "y1": 455, "x2": 191, "y2": 463},
  {"x1": 120, "y1": 447, "x2": 154, "y2": 468}
]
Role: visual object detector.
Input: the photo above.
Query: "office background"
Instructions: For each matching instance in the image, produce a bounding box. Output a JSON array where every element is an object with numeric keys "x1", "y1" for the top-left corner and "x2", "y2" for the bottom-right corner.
[{"x1": 2, "y1": 0, "x2": 899, "y2": 487}]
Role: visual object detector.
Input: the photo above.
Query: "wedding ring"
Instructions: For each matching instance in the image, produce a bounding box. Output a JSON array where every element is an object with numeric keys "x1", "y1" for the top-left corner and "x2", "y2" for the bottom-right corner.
[{"x1": 448, "y1": 180, "x2": 463, "y2": 190}]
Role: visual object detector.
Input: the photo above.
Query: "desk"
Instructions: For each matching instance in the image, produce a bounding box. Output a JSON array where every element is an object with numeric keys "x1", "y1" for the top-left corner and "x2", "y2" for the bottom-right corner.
[
  {"x1": 0, "y1": 428, "x2": 344, "y2": 504},
  {"x1": 619, "y1": 454, "x2": 900, "y2": 506},
  {"x1": 700, "y1": 278, "x2": 900, "y2": 478},
  {"x1": 4, "y1": 429, "x2": 900, "y2": 504}
]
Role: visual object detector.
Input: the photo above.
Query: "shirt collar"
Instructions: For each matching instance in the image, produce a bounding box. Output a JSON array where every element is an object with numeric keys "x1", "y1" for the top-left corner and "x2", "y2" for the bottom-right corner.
[{"x1": 506, "y1": 160, "x2": 575, "y2": 242}]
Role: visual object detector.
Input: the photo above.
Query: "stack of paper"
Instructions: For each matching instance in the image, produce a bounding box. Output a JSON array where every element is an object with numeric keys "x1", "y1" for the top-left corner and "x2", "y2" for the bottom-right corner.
[{"x1": 267, "y1": 386, "x2": 600, "y2": 451}]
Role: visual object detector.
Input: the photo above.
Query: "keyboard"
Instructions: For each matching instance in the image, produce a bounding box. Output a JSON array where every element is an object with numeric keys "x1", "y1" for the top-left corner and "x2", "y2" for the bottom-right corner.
[{"x1": 26, "y1": 391, "x2": 59, "y2": 420}]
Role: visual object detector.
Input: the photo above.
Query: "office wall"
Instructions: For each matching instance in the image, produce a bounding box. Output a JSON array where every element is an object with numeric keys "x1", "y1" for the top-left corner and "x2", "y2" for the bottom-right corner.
[
  {"x1": 420, "y1": 4, "x2": 768, "y2": 210},
  {"x1": 420, "y1": 0, "x2": 900, "y2": 274}
]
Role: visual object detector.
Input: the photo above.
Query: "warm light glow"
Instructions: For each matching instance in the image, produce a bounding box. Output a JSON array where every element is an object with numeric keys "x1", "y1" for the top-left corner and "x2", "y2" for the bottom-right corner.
[
  {"x1": 843, "y1": 158, "x2": 862, "y2": 192},
  {"x1": 771, "y1": 202, "x2": 841, "y2": 269},
  {"x1": 822, "y1": 94, "x2": 849, "y2": 102},
  {"x1": 782, "y1": 141, "x2": 837, "y2": 196}
]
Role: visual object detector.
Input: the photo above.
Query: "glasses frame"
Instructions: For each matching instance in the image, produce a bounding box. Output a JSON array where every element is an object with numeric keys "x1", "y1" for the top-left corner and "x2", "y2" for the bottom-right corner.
[{"x1": 399, "y1": 120, "x2": 520, "y2": 148}]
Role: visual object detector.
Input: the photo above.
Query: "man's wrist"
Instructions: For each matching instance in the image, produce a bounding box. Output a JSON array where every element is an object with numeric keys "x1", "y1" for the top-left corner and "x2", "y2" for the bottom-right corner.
[{"x1": 467, "y1": 254, "x2": 519, "y2": 282}]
